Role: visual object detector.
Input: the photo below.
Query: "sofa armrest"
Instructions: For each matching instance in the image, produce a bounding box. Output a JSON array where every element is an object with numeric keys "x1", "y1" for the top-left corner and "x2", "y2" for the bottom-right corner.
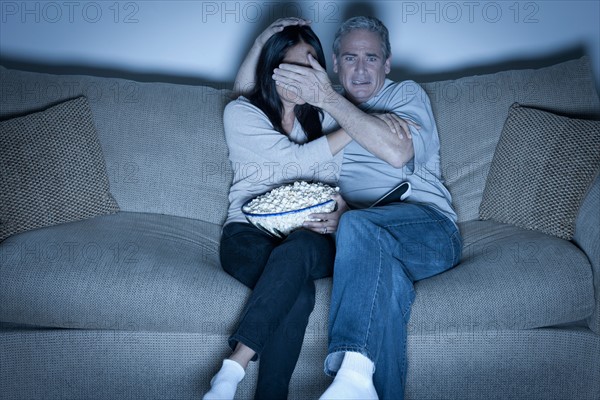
[{"x1": 574, "y1": 173, "x2": 600, "y2": 335}]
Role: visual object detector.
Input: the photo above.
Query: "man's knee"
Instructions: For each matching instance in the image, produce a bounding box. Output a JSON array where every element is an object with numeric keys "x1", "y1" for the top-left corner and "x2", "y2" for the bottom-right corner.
[{"x1": 337, "y1": 210, "x2": 378, "y2": 239}]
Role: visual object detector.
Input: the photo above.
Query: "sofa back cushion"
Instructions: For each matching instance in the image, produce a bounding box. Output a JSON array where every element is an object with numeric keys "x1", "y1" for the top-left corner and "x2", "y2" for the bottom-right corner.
[
  {"x1": 0, "y1": 67, "x2": 233, "y2": 226},
  {"x1": 422, "y1": 56, "x2": 600, "y2": 222},
  {"x1": 2, "y1": 57, "x2": 599, "y2": 225}
]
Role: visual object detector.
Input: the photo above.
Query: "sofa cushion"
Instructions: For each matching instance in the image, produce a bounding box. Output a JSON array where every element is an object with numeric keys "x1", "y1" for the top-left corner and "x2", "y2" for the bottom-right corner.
[
  {"x1": 0, "y1": 212, "x2": 249, "y2": 333},
  {"x1": 0, "y1": 215, "x2": 594, "y2": 334},
  {"x1": 479, "y1": 103, "x2": 600, "y2": 239},
  {"x1": 0, "y1": 96, "x2": 119, "y2": 242},
  {"x1": 407, "y1": 220, "x2": 595, "y2": 333},
  {"x1": 574, "y1": 173, "x2": 600, "y2": 335},
  {"x1": 423, "y1": 56, "x2": 600, "y2": 223},
  {"x1": 0, "y1": 66, "x2": 234, "y2": 226}
]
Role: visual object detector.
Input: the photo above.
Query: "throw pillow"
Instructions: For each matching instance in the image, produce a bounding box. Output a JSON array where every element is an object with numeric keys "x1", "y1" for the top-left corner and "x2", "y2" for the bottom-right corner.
[
  {"x1": 0, "y1": 96, "x2": 119, "y2": 242},
  {"x1": 479, "y1": 103, "x2": 600, "y2": 240}
]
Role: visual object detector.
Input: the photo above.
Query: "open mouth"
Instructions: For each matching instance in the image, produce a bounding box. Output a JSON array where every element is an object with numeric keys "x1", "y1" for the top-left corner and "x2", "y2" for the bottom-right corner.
[{"x1": 352, "y1": 80, "x2": 371, "y2": 85}]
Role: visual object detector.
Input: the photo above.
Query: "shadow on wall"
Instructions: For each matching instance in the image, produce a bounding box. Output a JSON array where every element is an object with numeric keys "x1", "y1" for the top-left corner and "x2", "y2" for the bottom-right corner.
[
  {"x1": 1, "y1": 47, "x2": 592, "y2": 91},
  {"x1": 0, "y1": 0, "x2": 594, "y2": 93}
]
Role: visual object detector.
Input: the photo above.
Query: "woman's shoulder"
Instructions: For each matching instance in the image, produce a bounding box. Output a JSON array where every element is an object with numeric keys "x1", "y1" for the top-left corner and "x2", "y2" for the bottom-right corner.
[
  {"x1": 225, "y1": 96, "x2": 256, "y2": 112},
  {"x1": 225, "y1": 96, "x2": 268, "y2": 120}
]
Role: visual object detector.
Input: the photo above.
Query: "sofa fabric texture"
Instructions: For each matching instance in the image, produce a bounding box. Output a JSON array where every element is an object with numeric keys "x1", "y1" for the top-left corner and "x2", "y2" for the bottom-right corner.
[
  {"x1": 479, "y1": 103, "x2": 600, "y2": 239},
  {"x1": 423, "y1": 58, "x2": 600, "y2": 223},
  {"x1": 0, "y1": 68, "x2": 233, "y2": 226},
  {"x1": 1, "y1": 56, "x2": 599, "y2": 399},
  {"x1": 0, "y1": 96, "x2": 119, "y2": 242}
]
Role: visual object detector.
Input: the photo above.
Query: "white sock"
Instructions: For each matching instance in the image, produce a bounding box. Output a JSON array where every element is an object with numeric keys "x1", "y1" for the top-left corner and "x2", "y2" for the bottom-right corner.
[
  {"x1": 203, "y1": 359, "x2": 245, "y2": 400},
  {"x1": 320, "y1": 352, "x2": 378, "y2": 400}
]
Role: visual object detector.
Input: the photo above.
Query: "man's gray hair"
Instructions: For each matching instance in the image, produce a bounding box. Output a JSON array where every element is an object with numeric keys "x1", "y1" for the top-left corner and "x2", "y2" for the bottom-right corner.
[{"x1": 333, "y1": 16, "x2": 391, "y2": 60}]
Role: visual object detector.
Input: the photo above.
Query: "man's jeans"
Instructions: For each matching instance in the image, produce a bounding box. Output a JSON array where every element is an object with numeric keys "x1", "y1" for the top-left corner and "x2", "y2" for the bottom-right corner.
[{"x1": 324, "y1": 203, "x2": 462, "y2": 400}]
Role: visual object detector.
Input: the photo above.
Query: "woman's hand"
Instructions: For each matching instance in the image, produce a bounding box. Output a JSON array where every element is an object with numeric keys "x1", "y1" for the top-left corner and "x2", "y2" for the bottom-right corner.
[
  {"x1": 372, "y1": 113, "x2": 420, "y2": 140},
  {"x1": 235, "y1": 17, "x2": 311, "y2": 95},
  {"x1": 303, "y1": 193, "x2": 349, "y2": 235},
  {"x1": 255, "y1": 17, "x2": 311, "y2": 47}
]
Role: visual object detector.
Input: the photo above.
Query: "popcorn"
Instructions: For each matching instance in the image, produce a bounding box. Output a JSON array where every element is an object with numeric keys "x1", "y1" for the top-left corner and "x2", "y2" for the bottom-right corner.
[{"x1": 242, "y1": 181, "x2": 338, "y2": 237}]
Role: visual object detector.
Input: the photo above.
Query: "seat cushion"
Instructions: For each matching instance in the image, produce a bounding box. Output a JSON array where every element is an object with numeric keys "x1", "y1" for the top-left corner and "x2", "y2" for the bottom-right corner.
[
  {"x1": 1, "y1": 216, "x2": 594, "y2": 334},
  {"x1": 0, "y1": 212, "x2": 250, "y2": 332},
  {"x1": 408, "y1": 220, "x2": 595, "y2": 333}
]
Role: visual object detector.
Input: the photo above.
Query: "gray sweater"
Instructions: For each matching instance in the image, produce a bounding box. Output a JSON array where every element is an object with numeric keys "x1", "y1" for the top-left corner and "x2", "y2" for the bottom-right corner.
[
  {"x1": 223, "y1": 97, "x2": 342, "y2": 225},
  {"x1": 338, "y1": 79, "x2": 457, "y2": 222}
]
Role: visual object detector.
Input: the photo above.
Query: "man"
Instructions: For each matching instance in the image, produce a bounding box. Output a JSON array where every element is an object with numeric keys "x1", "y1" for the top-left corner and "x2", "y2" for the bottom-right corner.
[{"x1": 273, "y1": 16, "x2": 462, "y2": 399}]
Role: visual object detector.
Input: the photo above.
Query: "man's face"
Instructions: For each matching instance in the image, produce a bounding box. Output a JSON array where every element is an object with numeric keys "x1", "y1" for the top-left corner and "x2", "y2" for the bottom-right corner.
[{"x1": 333, "y1": 29, "x2": 391, "y2": 104}]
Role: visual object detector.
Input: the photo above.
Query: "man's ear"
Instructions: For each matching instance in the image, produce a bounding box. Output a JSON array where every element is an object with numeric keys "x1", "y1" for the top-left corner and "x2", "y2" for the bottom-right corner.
[
  {"x1": 332, "y1": 54, "x2": 338, "y2": 73},
  {"x1": 384, "y1": 56, "x2": 391, "y2": 74}
]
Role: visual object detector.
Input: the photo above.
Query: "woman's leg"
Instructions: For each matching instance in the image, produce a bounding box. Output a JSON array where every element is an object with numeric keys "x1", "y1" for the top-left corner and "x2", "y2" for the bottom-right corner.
[
  {"x1": 228, "y1": 229, "x2": 334, "y2": 360},
  {"x1": 254, "y1": 280, "x2": 316, "y2": 400},
  {"x1": 204, "y1": 223, "x2": 278, "y2": 400},
  {"x1": 251, "y1": 230, "x2": 334, "y2": 399},
  {"x1": 210, "y1": 224, "x2": 334, "y2": 399}
]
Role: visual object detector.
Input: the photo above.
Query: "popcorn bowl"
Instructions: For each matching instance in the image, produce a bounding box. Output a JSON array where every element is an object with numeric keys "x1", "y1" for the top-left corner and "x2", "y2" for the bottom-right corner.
[{"x1": 241, "y1": 182, "x2": 338, "y2": 238}]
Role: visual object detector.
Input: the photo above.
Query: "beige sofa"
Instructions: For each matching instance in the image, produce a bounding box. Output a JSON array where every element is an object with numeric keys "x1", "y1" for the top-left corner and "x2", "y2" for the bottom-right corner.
[{"x1": 1, "y1": 56, "x2": 599, "y2": 399}]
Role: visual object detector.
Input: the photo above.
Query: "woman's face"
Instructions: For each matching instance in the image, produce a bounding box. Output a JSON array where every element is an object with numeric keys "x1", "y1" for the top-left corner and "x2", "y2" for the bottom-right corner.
[{"x1": 276, "y1": 41, "x2": 318, "y2": 107}]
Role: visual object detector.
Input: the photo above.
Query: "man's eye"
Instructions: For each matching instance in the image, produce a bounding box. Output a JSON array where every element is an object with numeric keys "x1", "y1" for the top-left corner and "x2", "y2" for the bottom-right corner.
[
  {"x1": 344, "y1": 56, "x2": 355, "y2": 62},
  {"x1": 367, "y1": 57, "x2": 377, "y2": 62}
]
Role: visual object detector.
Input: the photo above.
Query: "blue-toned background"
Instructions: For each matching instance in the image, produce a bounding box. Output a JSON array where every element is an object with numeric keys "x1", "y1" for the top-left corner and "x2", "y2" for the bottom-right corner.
[{"x1": 1, "y1": 1, "x2": 599, "y2": 89}]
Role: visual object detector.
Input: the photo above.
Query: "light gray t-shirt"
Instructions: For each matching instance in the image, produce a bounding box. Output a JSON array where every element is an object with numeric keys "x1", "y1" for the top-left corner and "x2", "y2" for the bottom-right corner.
[
  {"x1": 334, "y1": 79, "x2": 457, "y2": 222},
  {"x1": 223, "y1": 97, "x2": 342, "y2": 225}
]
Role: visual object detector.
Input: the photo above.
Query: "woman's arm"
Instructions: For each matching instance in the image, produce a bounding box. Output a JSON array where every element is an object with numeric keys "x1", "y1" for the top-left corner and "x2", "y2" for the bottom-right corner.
[
  {"x1": 326, "y1": 129, "x2": 352, "y2": 155},
  {"x1": 234, "y1": 17, "x2": 310, "y2": 95}
]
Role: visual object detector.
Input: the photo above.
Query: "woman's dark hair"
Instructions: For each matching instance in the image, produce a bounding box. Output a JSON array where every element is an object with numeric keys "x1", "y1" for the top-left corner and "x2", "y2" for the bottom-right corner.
[{"x1": 248, "y1": 25, "x2": 326, "y2": 142}]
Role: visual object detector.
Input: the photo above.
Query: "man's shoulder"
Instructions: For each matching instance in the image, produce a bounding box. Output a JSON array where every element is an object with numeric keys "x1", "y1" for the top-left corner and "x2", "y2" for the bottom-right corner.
[
  {"x1": 380, "y1": 79, "x2": 426, "y2": 99},
  {"x1": 367, "y1": 79, "x2": 430, "y2": 110}
]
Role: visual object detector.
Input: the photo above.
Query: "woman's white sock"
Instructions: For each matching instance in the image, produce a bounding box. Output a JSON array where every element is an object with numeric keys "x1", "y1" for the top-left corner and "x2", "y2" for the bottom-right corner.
[
  {"x1": 319, "y1": 352, "x2": 378, "y2": 400},
  {"x1": 203, "y1": 359, "x2": 245, "y2": 400}
]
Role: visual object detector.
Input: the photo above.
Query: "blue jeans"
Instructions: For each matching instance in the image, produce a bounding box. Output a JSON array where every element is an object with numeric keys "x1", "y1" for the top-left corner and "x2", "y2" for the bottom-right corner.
[
  {"x1": 324, "y1": 203, "x2": 462, "y2": 400},
  {"x1": 220, "y1": 222, "x2": 335, "y2": 399}
]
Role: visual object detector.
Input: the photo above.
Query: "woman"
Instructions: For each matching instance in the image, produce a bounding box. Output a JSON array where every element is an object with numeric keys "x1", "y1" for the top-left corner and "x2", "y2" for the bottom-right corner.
[{"x1": 203, "y1": 20, "x2": 350, "y2": 400}]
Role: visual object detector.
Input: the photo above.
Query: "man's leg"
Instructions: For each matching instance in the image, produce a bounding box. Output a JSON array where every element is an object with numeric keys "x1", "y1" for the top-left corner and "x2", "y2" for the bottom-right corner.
[{"x1": 324, "y1": 204, "x2": 462, "y2": 399}]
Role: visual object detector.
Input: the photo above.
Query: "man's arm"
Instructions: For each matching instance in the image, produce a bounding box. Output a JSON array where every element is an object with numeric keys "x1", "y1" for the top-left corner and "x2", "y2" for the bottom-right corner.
[
  {"x1": 322, "y1": 92, "x2": 415, "y2": 168},
  {"x1": 273, "y1": 54, "x2": 415, "y2": 168}
]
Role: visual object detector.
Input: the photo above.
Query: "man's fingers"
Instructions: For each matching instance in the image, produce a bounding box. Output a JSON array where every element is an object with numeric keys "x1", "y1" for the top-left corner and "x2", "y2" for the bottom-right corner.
[
  {"x1": 273, "y1": 68, "x2": 303, "y2": 86},
  {"x1": 276, "y1": 63, "x2": 310, "y2": 76},
  {"x1": 307, "y1": 53, "x2": 326, "y2": 72}
]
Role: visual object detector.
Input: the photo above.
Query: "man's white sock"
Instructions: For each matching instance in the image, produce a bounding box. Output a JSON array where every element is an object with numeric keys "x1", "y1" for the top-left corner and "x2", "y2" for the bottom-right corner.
[
  {"x1": 203, "y1": 359, "x2": 245, "y2": 400},
  {"x1": 319, "y1": 352, "x2": 378, "y2": 400}
]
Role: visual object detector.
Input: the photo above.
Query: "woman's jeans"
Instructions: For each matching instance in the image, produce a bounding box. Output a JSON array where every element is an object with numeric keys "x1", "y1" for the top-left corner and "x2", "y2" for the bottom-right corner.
[
  {"x1": 324, "y1": 203, "x2": 462, "y2": 400},
  {"x1": 220, "y1": 222, "x2": 335, "y2": 400}
]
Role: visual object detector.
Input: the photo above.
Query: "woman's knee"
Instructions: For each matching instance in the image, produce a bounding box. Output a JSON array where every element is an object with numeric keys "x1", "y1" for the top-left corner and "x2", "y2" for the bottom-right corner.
[{"x1": 283, "y1": 229, "x2": 335, "y2": 262}]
